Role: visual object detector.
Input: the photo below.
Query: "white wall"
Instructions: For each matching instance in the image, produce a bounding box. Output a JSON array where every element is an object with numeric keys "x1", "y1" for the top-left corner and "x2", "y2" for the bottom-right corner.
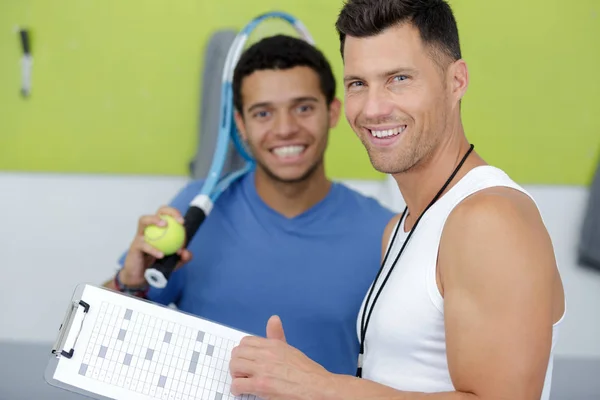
[{"x1": 1, "y1": 172, "x2": 598, "y2": 358}]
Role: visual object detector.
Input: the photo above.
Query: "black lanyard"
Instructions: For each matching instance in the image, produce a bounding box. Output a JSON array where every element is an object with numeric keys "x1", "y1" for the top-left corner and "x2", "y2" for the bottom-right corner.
[{"x1": 356, "y1": 144, "x2": 474, "y2": 378}]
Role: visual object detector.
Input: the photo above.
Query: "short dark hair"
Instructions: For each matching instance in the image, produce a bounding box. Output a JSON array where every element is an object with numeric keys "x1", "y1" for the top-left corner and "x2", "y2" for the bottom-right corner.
[
  {"x1": 335, "y1": 0, "x2": 461, "y2": 66},
  {"x1": 232, "y1": 34, "x2": 336, "y2": 114}
]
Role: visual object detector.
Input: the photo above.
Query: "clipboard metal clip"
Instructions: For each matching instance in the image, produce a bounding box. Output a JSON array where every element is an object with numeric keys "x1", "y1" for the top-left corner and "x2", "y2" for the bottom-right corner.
[{"x1": 51, "y1": 300, "x2": 90, "y2": 359}]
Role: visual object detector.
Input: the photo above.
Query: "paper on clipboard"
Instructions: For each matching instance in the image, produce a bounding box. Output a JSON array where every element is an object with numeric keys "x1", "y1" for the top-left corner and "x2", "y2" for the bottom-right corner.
[{"x1": 46, "y1": 284, "x2": 258, "y2": 400}]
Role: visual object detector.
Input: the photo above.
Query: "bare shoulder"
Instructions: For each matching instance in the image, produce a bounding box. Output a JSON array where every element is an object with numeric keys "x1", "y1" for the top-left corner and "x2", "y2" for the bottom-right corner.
[
  {"x1": 439, "y1": 186, "x2": 562, "y2": 311},
  {"x1": 443, "y1": 186, "x2": 551, "y2": 253},
  {"x1": 448, "y1": 186, "x2": 545, "y2": 234}
]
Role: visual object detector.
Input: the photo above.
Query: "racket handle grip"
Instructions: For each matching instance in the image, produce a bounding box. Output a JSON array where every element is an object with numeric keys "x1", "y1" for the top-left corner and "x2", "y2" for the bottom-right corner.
[
  {"x1": 144, "y1": 206, "x2": 207, "y2": 289},
  {"x1": 144, "y1": 254, "x2": 181, "y2": 288}
]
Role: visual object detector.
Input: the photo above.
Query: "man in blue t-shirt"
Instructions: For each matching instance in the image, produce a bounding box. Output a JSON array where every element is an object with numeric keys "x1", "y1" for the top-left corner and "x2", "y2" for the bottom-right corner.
[{"x1": 103, "y1": 34, "x2": 394, "y2": 375}]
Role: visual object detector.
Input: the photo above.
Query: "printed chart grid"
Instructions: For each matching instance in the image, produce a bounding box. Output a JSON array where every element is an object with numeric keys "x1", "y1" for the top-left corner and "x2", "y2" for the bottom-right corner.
[{"x1": 78, "y1": 301, "x2": 255, "y2": 400}]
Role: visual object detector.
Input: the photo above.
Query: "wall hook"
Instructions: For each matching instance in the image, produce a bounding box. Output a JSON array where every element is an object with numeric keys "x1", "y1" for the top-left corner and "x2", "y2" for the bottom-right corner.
[{"x1": 19, "y1": 27, "x2": 32, "y2": 98}]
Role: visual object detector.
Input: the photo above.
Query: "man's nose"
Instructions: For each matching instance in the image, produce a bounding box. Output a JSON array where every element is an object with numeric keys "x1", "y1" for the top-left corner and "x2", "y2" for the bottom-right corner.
[
  {"x1": 273, "y1": 111, "x2": 300, "y2": 137},
  {"x1": 362, "y1": 86, "x2": 395, "y2": 122}
]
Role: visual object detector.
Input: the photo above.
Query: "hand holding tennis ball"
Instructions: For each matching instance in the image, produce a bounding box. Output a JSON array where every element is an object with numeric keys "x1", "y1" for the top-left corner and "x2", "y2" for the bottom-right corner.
[
  {"x1": 144, "y1": 215, "x2": 186, "y2": 255},
  {"x1": 120, "y1": 207, "x2": 193, "y2": 287}
]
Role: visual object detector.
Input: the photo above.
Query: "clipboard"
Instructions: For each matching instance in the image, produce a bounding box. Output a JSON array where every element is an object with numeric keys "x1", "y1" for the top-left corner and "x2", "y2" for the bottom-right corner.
[
  {"x1": 45, "y1": 284, "x2": 113, "y2": 400},
  {"x1": 45, "y1": 283, "x2": 258, "y2": 400}
]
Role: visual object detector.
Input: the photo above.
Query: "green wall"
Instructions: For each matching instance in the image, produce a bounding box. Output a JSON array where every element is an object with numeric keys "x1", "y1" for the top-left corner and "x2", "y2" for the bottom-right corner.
[
  {"x1": 452, "y1": 0, "x2": 600, "y2": 185},
  {"x1": 1, "y1": 0, "x2": 599, "y2": 184}
]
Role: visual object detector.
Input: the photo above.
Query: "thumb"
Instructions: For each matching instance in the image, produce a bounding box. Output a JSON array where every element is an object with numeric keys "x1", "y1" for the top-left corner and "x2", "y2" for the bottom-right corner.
[{"x1": 266, "y1": 315, "x2": 287, "y2": 342}]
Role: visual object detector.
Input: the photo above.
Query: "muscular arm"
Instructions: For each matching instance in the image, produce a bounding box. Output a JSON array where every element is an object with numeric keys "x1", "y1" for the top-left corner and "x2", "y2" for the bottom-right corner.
[
  {"x1": 311, "y1": 189, "x2": 562, "y2": 400},
  {"x1": 441, "y1": 188, "x2": 561, "y2": 399}
]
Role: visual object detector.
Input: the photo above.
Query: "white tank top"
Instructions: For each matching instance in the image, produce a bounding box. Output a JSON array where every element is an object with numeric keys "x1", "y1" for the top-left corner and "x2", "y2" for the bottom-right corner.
[{"x1": 357, "y1": 166, "x2": 565, "y2": 399}]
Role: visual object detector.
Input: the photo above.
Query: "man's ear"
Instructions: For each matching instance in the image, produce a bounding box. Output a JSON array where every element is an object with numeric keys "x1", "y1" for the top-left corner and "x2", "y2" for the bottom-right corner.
[
  {"x1": 233, "y1": 110, "x2": 247, "y2": 141},
  {"x1": 328, "y1": 97, "x2": 342, "y2": 129},
  {"x1": 449, "y1": 59, "x2": 469, "y2": 104}
]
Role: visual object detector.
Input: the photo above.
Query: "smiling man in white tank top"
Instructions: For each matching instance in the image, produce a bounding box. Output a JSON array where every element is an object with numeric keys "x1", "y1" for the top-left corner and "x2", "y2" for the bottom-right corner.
[{"x1": 228, "y1": 1, "x2": 566, "y2": 399}]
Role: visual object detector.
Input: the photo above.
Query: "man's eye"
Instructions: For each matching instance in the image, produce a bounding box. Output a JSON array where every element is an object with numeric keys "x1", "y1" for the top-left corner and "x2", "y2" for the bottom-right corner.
[
  {"x1": 297, "y1": 105, "x2": 313, "y2": 113},
  {"x1": 254, "y1": 111, "x2": 270, "y2": 118}
]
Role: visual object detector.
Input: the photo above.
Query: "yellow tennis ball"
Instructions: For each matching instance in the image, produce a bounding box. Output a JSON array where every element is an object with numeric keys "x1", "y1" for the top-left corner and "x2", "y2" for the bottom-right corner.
[{"x1": 144, "y1": 215, "x2": 186, "y2": 255}]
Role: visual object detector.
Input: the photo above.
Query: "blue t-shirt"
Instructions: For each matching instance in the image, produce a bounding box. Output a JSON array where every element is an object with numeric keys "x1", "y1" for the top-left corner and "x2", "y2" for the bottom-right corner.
[{"x1": 119, "y1": 171, "x2": 393, "y2": 375}]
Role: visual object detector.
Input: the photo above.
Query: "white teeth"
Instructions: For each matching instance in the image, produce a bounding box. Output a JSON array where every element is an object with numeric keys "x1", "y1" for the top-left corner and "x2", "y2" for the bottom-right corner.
[
  {"x1": 369, "y1": 126, "x2": 406, "y2": 138},
  {"x1": 272, "y1": 145, "x2": 306, "y2": 157}
]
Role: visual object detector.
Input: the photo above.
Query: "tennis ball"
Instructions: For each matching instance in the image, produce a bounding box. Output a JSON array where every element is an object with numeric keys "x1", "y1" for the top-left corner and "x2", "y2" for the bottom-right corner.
[{"x1": 144, "y1": 215, "x2": 186, "y2": 255}]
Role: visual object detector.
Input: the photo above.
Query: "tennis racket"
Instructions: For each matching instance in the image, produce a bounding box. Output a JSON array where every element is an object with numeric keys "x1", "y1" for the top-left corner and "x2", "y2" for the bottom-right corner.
[{"x1": 145, "y1": 11, "x2": 315, "y2": 288}]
